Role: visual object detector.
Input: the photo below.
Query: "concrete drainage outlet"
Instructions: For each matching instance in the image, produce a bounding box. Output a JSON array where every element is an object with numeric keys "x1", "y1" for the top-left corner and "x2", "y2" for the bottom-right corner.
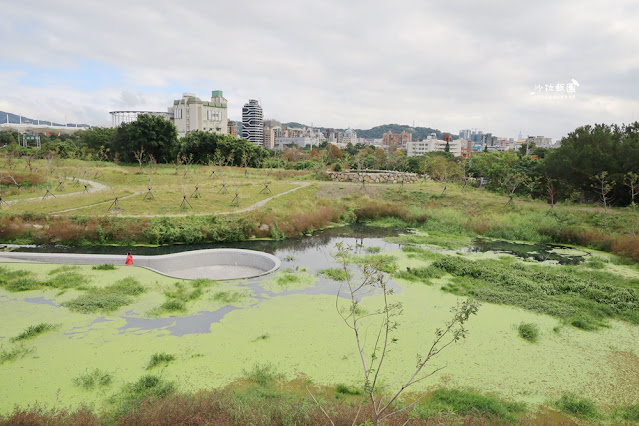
[{"x1": 0, "y1": 249, "x2": 281, "y2": 280}]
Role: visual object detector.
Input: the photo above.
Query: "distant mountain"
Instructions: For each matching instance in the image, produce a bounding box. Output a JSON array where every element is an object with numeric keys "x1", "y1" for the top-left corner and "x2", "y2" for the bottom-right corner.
[
  {"x1": 281, "y1": 122, "x2": 456, "y2": 140},
  {"x1": 0, "y1": 110, "x2": 89, "y2": 128}
]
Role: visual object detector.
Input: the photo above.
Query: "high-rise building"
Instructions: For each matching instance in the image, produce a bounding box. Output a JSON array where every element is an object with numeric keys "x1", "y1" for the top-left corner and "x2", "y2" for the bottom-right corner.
[
  {"x1": 169, "y1": 91, "x2": 228, "y2": 138},
  {"x1": 242, "y1": 99, "x2": 264, "y2": 146}
]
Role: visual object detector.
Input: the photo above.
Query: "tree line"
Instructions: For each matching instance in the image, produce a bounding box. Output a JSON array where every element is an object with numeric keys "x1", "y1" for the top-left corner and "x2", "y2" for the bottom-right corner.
[{"x1": 1, "y1": 118, "x2": 638, "y2": 206}]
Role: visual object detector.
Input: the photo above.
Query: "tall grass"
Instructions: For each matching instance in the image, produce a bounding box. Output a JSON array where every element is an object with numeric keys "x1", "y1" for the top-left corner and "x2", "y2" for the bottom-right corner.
[
  {"x1": 146, "y1": 353, "x2": 176, "y2": 370},
  {"x1": 416, "y1": 388, "x2": 526, "y2": 421},
  {"x1": 73, "y1": 369, "x2": 113, "y2": 390},
  {"x1": 556, "y1": 393, "x2": 599, "y2": 419},
  {"x1": 242, "y1": 362, "x2": 284, "y2": 387},
  {"x1": 517, "y1": 323, "x2": 539, "y2": 343},
  {"x1": 11, "y1": 323, "x2": 60, "y2": 342},
  {"x1": 0, "y1": 345, "x2": 35, "y2": 364}
]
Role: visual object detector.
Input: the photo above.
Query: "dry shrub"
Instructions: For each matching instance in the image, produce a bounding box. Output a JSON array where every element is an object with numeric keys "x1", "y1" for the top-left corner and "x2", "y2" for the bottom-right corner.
[
  {"x1": 0, "y1": 172, "x2": 46, "y2": 187},
  {"x1": 354, "y1": 199, "x2": 417, "y2": 223},
  {"x1": 49, "y1": 223, "x2": 86, "y2": 243},
  {"x1": 612, "y1": 235, "x2": 639, "y2": 262},
  {"x1": 278, "y1": 205, "x2": 346, "y2": 236},
  {"x1": 538, "y1": 226, "x2": 615, "y2": 251},
  {"x1": 0, "y1": 216, "x2": 30, "y2": 240},
  {"x1": 0, "y1": 405, "x2": 99, "y2": 426},
  {"x1": 115, "y1": 390, "x2": 430, "y2": 426},
  {"x1": 468, "y1": 218, "x2": 492, "y2": 235}
]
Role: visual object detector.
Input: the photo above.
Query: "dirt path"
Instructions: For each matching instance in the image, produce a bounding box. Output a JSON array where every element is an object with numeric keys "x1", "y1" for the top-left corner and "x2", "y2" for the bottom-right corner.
[{"x1": 5, "y1": 177, "x2": 110, "y2": 206}]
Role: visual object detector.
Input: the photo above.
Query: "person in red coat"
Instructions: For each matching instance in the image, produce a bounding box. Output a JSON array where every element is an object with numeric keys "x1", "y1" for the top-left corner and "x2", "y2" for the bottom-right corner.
[{"x1": 125, "y1": 252, "x2": 133, "y2": 265}]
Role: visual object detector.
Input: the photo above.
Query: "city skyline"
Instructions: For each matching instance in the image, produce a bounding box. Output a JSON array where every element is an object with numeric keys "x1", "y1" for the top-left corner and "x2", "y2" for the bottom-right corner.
[{"x1": 1, "y1": 0, "x2": 638, "y2": 141}]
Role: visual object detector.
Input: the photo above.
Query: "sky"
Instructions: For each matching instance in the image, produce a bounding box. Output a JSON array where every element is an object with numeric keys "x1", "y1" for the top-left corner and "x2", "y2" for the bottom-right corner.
[{"x1": 1, "y1": 0, "x2": 638, "y2": 140}]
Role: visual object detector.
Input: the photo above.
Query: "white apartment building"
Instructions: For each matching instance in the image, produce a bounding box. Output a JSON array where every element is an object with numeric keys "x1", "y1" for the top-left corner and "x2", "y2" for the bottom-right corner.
[
  {"x1": 242, "y1": 99, "x2": 264, "y2": 146},
  {"x1": 406, "y1": 133, "x2": 462, "y2": 157},
  {"x1": 170, "y1": 91, "x2": 228, "y2": 138}
]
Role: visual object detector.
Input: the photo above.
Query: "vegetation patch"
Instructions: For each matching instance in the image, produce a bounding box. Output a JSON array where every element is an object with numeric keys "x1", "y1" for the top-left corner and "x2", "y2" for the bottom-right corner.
[
  {"x1": 92, "y1": 263, "x2": 116, "y2": 270},
  {"x1": 335, "y1": 383, "x2": 361, "y2": 396},
  {"x1": 243, "y1": 362, "x2": 285, "y2": 386},
  {"x1": 556, "y1": 393, "x2": 599, "y2": 419},
  {"x1": 435, "y1": 255, "x2": 639, "y2": 329},
  {"x1": 517, "y1": 322, "x2": 539, "y2": 343},
  {"x1": 73, "y1": 368, "x2": 113, "y2": 390},
  {"x1": 107, "y1": 277, "x2": 145, "y2": 295},
  {"x1": 62, "y1": 292, "x2": 132, "y2": 314},
  {"x1": 44, "y1": 271, "x2": 89, "y2": 290},
  {"x1": 617, "y1": 403, "x2": 639, "y2": 421},
  {"x1": 212, "y1": 290, "x2": 247, "y2": 304},
  {"x1": 393, "y1": 265, "x2": 444, "y2": 283},
  {"x1": 146, "y1": 352, "x2": 176, "y2": 370},
  {"x1": 11, "y1": 323, "x2": 61, "y2": 342},
  {"x1": 5, "y1": 277, "x2": 43, "y2": 292},
  {"x1": 0, "y1": 345, "x2": 35, "y2": 365},
  {"x1": 386, "y1": 232, "x2": 471, "y2": 249},
  {"x1": 416, "y1": 388, "x2": 526, "y2": 421},
  {"x1": 318, "y1": 267, "x2": 349, "y2": 282},
  {"x1": 48, "y1": 265, "x2": 80, "y2": 275}
]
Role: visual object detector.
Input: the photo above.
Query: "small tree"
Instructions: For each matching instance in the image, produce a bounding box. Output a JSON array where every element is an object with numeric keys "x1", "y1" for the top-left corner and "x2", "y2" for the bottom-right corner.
[
  {"x1": 624, "y1": 171, "x2": 639, "y2": 210},
  {"x1": 592, "y1": 171, "x2": 614, "y2": 209},
  {"x1": 133, "y1": 145, "x2": 145, "y2": 173},
  {"x1": 328, "y1": 243, "x2": 479, "y2": 425}
]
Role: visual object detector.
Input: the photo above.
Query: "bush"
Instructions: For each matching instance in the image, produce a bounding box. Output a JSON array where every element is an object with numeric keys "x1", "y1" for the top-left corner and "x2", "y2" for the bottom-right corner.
[
  {"x1": 146, "y1": 353, "x2": 176, "y2": 370},
  {"x1": 517, "y1": 323, "x2": 539, "y2": 343},
  {"x1": 556, "y1": 393, "x2": 599, "y2": 418},
  {"x1": 335, "y1": 383, "x2": 361, "y2": 395},
  {"x1": 243, "y1": 362, "x2": 284, "y2": 386}
]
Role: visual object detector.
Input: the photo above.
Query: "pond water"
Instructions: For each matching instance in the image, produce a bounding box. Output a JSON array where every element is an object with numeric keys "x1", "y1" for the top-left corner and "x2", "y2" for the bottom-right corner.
[{"x1": 6, "y1": 226, "x2": 590, "y2": 336}]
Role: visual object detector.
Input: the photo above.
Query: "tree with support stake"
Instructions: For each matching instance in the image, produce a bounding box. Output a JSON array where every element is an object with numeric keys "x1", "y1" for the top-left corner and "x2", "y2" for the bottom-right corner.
[
  {"x1": 83, "y1": 183, "x2": 90, "y2": 194},
  {"x1": 144, "y1": 177, "x2": 155, "y2": 200},
  {"x1": 107, "y1": 186, "x2": 121, "y2": 211},
  {"x1": 231, "y1": 187, "x2": 240, "y2": 207},
  {"x1": 42, "y1": 186, "x2": 55, "y2": 200},
  {"x1": 56, "y1": 176, "x2": 65, "y2": 191},
  {"x1": 217, "y1": 177, "x2": 229, "y2": 194},
  {"x1": 259, "y1": 181, "x2": 272, "y2": 194},
  {"x1": 180, "y1": 195, "x2": 192, "y2": 209},
  {"x1": 191, "y1": 184, "x2": 201, "y2": 199}
]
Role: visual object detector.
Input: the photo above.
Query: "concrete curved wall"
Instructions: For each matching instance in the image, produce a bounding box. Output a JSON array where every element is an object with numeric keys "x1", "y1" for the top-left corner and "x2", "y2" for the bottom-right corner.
[{"x1": 0, "y1": 249, "x2": 281, "y2": 281}]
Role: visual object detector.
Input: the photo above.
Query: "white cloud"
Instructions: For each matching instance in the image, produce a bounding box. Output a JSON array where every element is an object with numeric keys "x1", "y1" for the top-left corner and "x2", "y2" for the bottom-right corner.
[{"x1": 1, "y1": 0, "x2": 638, "y2": 140}]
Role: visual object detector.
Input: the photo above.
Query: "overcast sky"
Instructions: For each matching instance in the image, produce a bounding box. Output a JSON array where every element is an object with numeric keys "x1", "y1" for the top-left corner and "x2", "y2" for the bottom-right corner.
[{"x1": 1, "y1": 0, "x2": 638, "y2": 140}]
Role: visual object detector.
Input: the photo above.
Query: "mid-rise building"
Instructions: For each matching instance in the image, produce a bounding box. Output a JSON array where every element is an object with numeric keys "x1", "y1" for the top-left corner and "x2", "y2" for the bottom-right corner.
[
  {"x1": 242, "y1": 99, "x2": 264, "y2": 146},
  {"x1": 227, "y1": 121, "x2": 237, "y2": 138},
  {"x1": 264, "y1": 126, "x2": 275, "y2": 149},
  {"x1": 342, "y1": 128, "x2": 357, "y2": 145},
  {"x1": 170, "y1": 91, "x2": 228, "y2": 138},
  {"x1": 406, "y1": 133, "x2": 462, "y2": 157},
  {"x1": 382, "y1": 130, "x2": 412, "y2": 147}
]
